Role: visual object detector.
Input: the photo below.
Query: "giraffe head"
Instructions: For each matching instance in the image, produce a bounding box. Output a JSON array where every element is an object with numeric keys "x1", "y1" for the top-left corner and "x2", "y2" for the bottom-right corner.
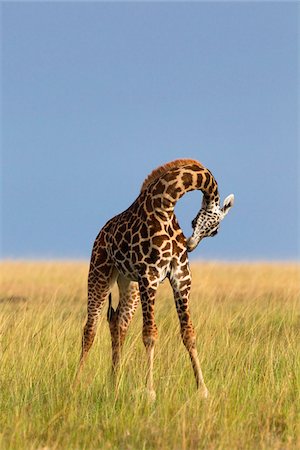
[{"x1": 186, "y1": 194, "x2": 234, "y2": 252}]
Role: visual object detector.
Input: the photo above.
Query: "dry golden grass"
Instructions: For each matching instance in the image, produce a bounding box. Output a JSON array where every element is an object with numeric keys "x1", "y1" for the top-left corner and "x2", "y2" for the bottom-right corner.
[{"x1": 1, "y1": 261, "x2": 299, "y2": 449}]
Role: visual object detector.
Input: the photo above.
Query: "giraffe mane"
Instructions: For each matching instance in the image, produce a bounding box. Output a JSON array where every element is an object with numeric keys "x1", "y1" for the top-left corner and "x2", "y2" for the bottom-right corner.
[{"x1": 141, "y1": 158, "x2": 203, "y2": 192}]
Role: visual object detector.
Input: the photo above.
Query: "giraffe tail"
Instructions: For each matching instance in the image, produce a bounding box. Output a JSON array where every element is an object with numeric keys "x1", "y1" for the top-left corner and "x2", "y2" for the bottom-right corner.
[{"x1": 107, "y1": 293, "x2": 115, "y2": 323}]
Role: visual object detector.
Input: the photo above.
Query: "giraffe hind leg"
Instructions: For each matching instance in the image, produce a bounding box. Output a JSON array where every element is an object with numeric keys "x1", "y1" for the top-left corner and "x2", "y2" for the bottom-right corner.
[
  {"x1": 75, "y1": 258, "x2": 116, "y2": 383},
  {"x1": 107, "y1": 275, "x2": 140, "y2": 376},
  {"x1": 76, "y1": 290, "x2": 108, "y2": 381},
  {"x1": 139, "y1": 275, "x2": 159, "y2": 401}
]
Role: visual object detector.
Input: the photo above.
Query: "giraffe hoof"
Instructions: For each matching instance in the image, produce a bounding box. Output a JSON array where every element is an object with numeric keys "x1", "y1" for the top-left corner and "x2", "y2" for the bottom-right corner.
[
  {"x1": 146, "y1": 389, "x2": 157, "y2": 402},
  {"x1": 199, "y1": 386, "x2": 209, "y2": 399}
]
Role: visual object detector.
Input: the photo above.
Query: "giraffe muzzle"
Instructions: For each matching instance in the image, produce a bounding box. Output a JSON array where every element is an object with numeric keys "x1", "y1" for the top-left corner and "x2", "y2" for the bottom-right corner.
[{"x1": 186, "y1": 235, "x2": 203, "y2": 252}]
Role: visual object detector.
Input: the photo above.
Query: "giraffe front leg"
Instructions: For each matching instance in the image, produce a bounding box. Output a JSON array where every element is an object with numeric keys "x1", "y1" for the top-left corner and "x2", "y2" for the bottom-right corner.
[
  {"x1": 182, "y1": 328, "x2": 209, "y2": 399},
  {"x1": 169, "y1": 263, "x2": 209, "y2": 399},
  {"x1": 139, "y1": 276, "x2": 159, "y2": 401}
]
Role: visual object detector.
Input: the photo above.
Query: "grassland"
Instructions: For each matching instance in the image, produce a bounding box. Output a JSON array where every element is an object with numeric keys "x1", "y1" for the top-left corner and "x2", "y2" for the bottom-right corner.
[{"x1": 0, "y1": 261, "x2": 299, "y2": 449}]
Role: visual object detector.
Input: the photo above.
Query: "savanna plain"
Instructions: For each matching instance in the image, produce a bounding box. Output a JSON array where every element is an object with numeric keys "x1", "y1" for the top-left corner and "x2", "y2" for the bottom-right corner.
[{"x1": 0, "y1": 261, "x2": 299, "y2": 449}]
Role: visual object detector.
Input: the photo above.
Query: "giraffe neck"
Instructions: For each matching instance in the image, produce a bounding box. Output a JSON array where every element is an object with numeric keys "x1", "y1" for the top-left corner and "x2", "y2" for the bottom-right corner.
[{"x1": 145, "y1": 162, "x2": 220, "y2": 217}]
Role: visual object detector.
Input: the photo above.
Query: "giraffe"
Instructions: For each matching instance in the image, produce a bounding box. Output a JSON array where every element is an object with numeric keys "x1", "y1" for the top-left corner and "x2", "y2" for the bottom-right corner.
[{"x1": 77, "y1": 159, "x2": 234, "y2": 399}]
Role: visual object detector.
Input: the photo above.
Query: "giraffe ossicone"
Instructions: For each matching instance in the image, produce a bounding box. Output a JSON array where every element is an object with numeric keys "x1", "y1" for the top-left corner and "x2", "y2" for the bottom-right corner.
[{"x1": 77, "y1": 158, "x2": 234, "y2": 399}]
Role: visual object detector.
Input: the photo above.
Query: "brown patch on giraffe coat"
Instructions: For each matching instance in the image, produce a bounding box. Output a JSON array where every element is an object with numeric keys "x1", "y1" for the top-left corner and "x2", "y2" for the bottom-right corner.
[
  {"x1": 152, "y1": 182, "x2": 165, "y2": 196},
  {"x1": 132, "y1": 233, "x2": 139, "y2": 244},
  {"x1": 148, "y1": 214, "x2": 163, "y2": 234},
  {"x1": 145, "y1": 248, "x2": 160, "y2": 264},
  {"x1": 115, "y1": 250, "x2": 126, "y2": 262},
  {"x1": 180, "y1": 252, "x2": 188, "y2": 263},
  {"x1": 140, "y1": 223, "x2": 148, "y2": 239},
  {"x1": 115, "y1": 231, "x2": 123, "y2": 242},
  {"x1": 168, "y1": 226, "x2": 174, "y2": 237},
  {"x1": 182, "y1": 172, "x2": 193, "y2": 189},
  {"x1": 162, "y1": 241, "x2": 171, "y2": 250},
  {"x1": 204, "y1": 172, "x2": 211, "y2": 189},
  {"x1": 120, "y1": 241, "x2": 129, "y2": 254},
  {"x1": 118, "y1": 223, "x2": 127, "y2": 233},
  {"x1": 145, "y1": 195, "x2": 152, "y2": 213},
  {"x1": 197, "y1": 172, "x2": 203, "y2": 187},
  {"x1": 153, "y1": 198, "x2": 162, "y2": 210},
  {"x1": 124, "y1": 230, "x2": 131, "y2": 241},
  {"x1": 157, "y1": 258, "x2": 169, "y2": 268},
  {"x1": 172, "y1": 240, "x2": 184, "y2": 255},
  {"x1": 166, "y1": 182, "x2": 177, "y2": 196},
  {"x1": 141, "y1": 240, "x2": 151, "y2": 255},
  {"x1": 152, "y1": 234, "x2": 169, "y2": 247}
]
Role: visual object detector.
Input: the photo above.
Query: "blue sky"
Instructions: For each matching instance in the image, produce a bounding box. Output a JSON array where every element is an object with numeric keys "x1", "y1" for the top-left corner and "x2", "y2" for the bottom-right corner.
[{"x1": 2, "y1": 2, "x2": 299, "y2": 260}]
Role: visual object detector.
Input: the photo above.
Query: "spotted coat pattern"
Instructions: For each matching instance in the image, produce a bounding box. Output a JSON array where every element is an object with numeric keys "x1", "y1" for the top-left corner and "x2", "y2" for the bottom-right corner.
[{"x1": 77, "y1": 159, "x2": 224, "y2": 398}]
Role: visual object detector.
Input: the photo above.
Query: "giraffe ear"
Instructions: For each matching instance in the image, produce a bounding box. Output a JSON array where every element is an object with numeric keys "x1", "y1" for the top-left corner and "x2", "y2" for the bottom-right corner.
[{"x1": 221, "y1": 194, "x2": 234, "y2": 217}]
